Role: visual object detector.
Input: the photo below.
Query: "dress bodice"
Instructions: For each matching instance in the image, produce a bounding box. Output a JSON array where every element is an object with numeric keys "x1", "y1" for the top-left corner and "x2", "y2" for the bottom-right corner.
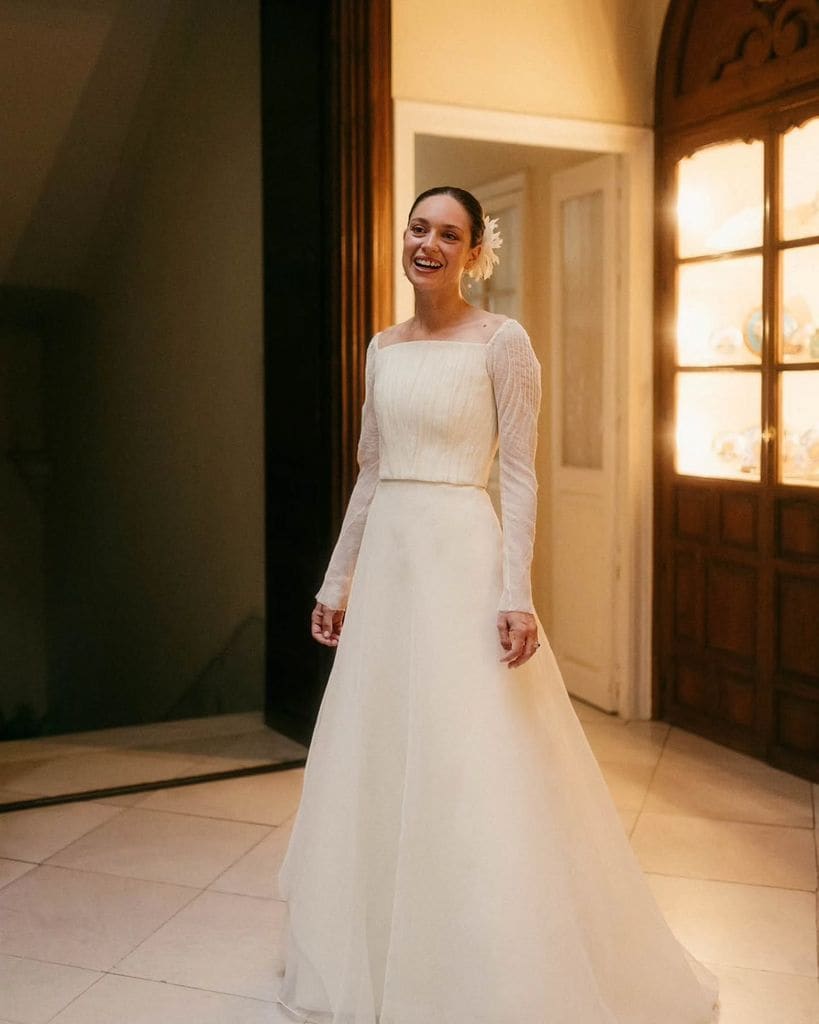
[
  {"x1": 375, "y1": 341, "x2": 499, "y2": 488},
  {"x1": 315, "y1": 318, "x2": 543, "y2": 614}
]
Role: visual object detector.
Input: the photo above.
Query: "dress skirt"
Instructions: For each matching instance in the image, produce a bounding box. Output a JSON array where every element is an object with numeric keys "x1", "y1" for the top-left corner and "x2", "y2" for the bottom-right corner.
[{"x1": 277, "y1": 479, "x2": 720, "y2": 1024}]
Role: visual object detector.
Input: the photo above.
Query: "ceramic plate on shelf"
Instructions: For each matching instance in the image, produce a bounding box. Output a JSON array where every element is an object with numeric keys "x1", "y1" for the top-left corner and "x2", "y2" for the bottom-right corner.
[{"x1": 743, "y1": 308, "x2": 798, "y2": 355}]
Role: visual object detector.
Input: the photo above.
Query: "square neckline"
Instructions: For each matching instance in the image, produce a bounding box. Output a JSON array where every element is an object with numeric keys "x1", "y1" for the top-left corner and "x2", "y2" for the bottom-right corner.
[{"x1": 375, "y1": 317, "x2": 513, "y2": 352}]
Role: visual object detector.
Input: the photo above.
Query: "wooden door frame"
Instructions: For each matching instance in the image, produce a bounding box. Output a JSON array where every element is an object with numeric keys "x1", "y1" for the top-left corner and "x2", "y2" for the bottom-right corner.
[
  {"x1": 395, "y1": 101, "x2": 655, "y2": 719},
  {"x1": 262, "y1": 0, "x2": 392, "y2": 743},
  {"x1": 654, "y1": 0, "x2": 819, "y2": 780}
]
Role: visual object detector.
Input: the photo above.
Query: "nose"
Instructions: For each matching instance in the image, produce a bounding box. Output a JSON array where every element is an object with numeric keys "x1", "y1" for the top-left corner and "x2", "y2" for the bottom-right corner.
[{"x1": 419, "y1": 231, "x2": 441, "y2": 252}]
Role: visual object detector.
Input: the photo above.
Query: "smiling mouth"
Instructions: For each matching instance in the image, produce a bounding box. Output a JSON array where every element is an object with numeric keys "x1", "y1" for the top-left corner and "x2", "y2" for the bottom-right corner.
[{"x1": 414, "y1": 257, "x2": 443, "y2": 271}]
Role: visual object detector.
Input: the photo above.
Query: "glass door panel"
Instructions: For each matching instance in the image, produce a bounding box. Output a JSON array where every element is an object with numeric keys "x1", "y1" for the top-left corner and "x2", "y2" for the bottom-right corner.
[
  {"x1": 675, "y1": 372, "x2": 761, "y2": 481},
  {"x1": 677, "y1": 140, "x2": 764, "y2": 257},
  {"x1": 781, "y1": 246, "x2": 819, "y2": 363},
  {"x1": 782, "y1": 117, "x2": 819, "y2": 241},
  {"x1": 561, "y1": 190, "x2": 604, "y2": 469},
  {"x1": 781, "y1": 371, "x2": 819, "y2": 486},
  {"x1": 677, "y1": 256, "x2": 762, "y2": 365}
]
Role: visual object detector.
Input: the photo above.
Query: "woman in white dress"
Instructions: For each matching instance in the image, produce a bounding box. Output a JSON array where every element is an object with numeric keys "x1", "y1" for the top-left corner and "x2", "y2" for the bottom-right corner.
[{"x1": 276, "y1": 186, "x2": 720, "y2": 1024}]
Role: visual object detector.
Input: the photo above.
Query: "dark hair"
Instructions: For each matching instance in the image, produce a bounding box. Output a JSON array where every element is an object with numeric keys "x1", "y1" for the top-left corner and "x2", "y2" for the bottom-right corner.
[{"x1": 408, "y1": 186, "x2": 484, "y2": 247}]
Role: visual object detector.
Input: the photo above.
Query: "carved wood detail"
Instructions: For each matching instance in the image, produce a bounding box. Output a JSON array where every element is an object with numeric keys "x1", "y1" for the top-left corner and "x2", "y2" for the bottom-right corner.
[
  {"x1": 657, "y1": 0, "x2": 819, "y2": 131},
  {"x1": 714, "y1": 1, "x2": 819, "y2": 81}
]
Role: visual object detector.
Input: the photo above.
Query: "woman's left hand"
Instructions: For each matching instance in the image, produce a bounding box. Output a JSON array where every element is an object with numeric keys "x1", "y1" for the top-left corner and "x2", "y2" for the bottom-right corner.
[{"x1": 497, "y1": 611, "x2": 540, "y2": 669}]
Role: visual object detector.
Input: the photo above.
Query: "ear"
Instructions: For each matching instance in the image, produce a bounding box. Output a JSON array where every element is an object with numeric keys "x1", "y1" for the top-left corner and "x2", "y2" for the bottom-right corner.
[{"x1": 465, "y1": 243, "x2": 482, "y2": 270}]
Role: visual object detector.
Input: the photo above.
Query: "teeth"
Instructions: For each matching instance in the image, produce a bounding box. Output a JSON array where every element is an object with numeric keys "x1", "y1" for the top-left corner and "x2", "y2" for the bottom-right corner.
[{"x1": 416, "y1": 258, "x2": 442, "y2": 269}]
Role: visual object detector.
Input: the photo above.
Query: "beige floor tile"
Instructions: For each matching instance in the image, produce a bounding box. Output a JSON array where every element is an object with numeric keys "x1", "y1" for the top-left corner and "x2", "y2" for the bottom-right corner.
[
  {"x1": 0, "y1": 858, "x2": 35, "y2": 889},
  {"x1": 57, "y1": 712, "x2": 268, "y2": 749},
  {"x1": 0, "y1": 759, "x2": 50, "y2": 792},
  {"x1": 0, "y1": 865, "x2": 197, "y2": 970},
  {"x1": 0, "y1": 789, "x2": 31, "y2": 803},
  {"x1": 145, "y1": 729, "x2": 307, "y2": 762},
  {"x1": 46, "y1": 808, "x2": 272, "y2": 887},
  {"x1": 631, "y1": 812, "x2": 817, "y2": 891},
  {"x1": 616, "y1": 808, "x2": 639, "y2": 836},
  {"x1": 0, "y1": 741, "x2": 104, "y2": 765},
  {"x1": 568, "y1": 698, "x2": 616, "y2": 723},
  {"x1": 664, "y1": 729, "x2": 782, "y2": 771},
  {"x1": 6, "y1": 750, "x2": 208, "y2": 798},
  {"x1": 0, "y1": 954, "x2": 100, "y2": 1024},
  {"x1": 647, "y1": 873, "x2": 817, "y2": 977},
  {"x1": 50, "y1": 974, "x2": 295, "y2": 1024},
  {"x1": 596, "y1": 761, "x2": 656, "y2": 811},
  {"x1": 115, "y1": 890, "x2": 287, "y2": 1001},
  {"x1": 91, "y1": 791, "x2": 151, "y2": 807},
  {"x1": 0, "y1": 801, "x2": 122, "y2": 862},
  {"x1": 137, "y1": 768, "x2": 304, "y2": 825},
  {"x1": 580, "y1": 720, "x2": 667, "y2": 766},
  {"x1": 209, "y1": 817, "x2": 294, "y2": 899},
  {"x1": 643, "y1": 754, "x2": 813, "y2": 827},
  {"x1": 702, "y1": 961, "x2": 819, "y2": 1024}
]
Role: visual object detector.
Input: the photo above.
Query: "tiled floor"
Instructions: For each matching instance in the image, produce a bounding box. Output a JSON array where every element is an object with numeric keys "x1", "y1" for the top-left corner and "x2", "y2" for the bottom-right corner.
[
  {"x1": 0, "y1": 698, "x2": 816, "y2": 1023},
  {"x1": 0, "y1": 713, "x2": 308, "y2": 809}
]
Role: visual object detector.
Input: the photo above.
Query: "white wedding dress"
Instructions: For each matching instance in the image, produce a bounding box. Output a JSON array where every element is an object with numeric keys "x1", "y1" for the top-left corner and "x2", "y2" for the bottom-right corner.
[{"x1": 276, "y1": 318, "x2": 720, "y2": 1024}]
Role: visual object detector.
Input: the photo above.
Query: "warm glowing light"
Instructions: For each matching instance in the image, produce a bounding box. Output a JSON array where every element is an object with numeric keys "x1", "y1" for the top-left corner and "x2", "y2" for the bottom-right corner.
[
  {"x1": 676, "y1": 140, "x2": 764, "y2": 257},
  {"x1": 675, "y1": 412, "x2": 712, "y2": 472},
  {"x1": 784, "y1": 118, "x2": 819, "y2": 241},
  {"x1": 675, "y1": 373, "x2": 761, "y2": 480},
  {"x1": 705, "y1": 205, "x2": 763, "y2": 252},
  {"x1": 676, "y1": 185, "x2": 712, "y2": 239},
  {"x1": 676, "y1": 302, "x2": 712, "y2": 361}
]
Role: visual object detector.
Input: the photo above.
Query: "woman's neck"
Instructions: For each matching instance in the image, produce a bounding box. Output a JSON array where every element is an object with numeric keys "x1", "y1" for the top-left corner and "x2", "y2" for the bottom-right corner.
[{"x1": 411, "y1": 290, "x2": 473, "y2": 336}]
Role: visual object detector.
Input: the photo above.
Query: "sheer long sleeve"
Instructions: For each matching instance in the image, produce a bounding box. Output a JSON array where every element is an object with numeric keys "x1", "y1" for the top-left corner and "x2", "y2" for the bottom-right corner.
[
  {"x1": 314, "y1": 335, "x2": 380, "y2": 610},
  {"x1": 486, "y1": 320, "x2": 542, "y2": 614}
]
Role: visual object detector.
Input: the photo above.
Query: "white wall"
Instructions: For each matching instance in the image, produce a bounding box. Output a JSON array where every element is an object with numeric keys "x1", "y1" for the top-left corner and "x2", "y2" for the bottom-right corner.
[{"x1": 394, "y1": 0, "x2": 671, "y2": 126}]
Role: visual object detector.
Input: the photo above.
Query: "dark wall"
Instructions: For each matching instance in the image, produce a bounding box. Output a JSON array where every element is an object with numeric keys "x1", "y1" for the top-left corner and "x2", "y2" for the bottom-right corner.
[{"x1": 261, "y1": 1, "x2": 336, "y2": 741}]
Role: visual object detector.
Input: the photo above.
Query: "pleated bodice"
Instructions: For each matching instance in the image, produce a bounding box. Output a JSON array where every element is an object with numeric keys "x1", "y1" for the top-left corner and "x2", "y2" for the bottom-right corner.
[{"x1": 374, "y1": 341, "x2": 498, "y2": 488}]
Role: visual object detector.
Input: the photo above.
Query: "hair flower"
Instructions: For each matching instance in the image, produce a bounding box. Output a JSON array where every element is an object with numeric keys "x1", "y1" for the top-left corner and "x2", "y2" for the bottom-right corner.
[{"x1": 466, "y1": 215, "x2": 503, "y2": 281}]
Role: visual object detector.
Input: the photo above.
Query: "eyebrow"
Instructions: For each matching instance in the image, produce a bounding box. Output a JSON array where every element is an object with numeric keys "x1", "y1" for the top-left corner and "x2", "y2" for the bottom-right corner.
[{"x1": 409, "y1": 218, "x2": 465, "y2": 231}]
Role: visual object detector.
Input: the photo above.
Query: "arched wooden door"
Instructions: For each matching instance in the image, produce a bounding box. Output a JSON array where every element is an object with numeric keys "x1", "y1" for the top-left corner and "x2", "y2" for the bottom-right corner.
[{"x1": 655, "y1": 0, "x2": 819, "y2": 782}]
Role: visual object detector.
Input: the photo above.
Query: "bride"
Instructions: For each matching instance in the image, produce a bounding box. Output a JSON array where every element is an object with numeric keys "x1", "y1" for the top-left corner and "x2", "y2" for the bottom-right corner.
[{"x1": 276, "y1": 186, "x2": 720, "y2": 1024}]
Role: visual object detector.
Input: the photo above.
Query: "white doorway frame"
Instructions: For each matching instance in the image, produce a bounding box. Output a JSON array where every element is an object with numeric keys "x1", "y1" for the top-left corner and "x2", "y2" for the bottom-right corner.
[{"x1": 394, "y1": 100, "x2": 654, "y2": 720}]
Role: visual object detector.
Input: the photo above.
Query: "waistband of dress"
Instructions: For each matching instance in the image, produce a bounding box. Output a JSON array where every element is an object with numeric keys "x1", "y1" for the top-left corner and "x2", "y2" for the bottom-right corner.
[{"x1": 377, "y1": 476, "x2": 487, "y2": 491}]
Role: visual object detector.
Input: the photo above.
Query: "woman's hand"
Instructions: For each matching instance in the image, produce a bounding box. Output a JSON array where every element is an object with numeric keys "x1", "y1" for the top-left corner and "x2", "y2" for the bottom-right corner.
[
  {"x1": 311, "y1": 601, "x2": 345, "y2": 647},
  {"x1": 497, "y1": 611, "x2": 540, "y2": 669}
]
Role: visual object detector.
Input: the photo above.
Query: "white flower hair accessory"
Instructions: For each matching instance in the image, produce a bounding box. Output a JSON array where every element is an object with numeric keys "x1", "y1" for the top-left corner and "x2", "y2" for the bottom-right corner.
[{"x1": 466, "y1": 215, "x2": 503, "y2": 281}]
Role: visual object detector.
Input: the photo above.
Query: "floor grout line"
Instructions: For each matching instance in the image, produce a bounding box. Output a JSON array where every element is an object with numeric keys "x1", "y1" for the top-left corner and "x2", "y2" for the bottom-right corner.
[{"x1": 641, "y1": 868, "x2": 817, "y2": 894}]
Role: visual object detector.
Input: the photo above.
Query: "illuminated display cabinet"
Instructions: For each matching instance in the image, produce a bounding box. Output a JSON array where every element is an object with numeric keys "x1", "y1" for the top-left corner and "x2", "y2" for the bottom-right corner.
[{"x1": 655, "y1": 0, "x2": 819, "y2": 781}]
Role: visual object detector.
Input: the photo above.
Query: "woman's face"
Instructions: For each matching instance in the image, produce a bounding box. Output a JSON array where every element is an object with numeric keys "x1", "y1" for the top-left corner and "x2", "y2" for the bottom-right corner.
[{"x1": 402, "y1": 194, "x2": 480, "y2": 293}]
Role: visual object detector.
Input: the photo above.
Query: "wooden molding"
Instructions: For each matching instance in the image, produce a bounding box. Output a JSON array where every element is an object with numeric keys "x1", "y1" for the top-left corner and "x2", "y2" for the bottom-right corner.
[{"x1": 329, "y1": 0, "x2": 393, "y2": 523}]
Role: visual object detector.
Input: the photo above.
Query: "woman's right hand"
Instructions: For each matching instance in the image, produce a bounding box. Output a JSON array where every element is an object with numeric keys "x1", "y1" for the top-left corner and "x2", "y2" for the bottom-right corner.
[{"x1": 311, "y1": 601, "x2": 345, "y2": 647}]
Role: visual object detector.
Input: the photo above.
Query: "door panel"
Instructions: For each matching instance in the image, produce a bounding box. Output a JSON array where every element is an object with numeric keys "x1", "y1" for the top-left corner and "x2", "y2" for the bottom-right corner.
[{"x1": 550, "y1": 155, "x2": 620, "y2": 711}]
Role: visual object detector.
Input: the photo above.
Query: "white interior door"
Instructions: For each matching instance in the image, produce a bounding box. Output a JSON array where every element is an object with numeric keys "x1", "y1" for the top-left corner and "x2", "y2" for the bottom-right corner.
[{"x1": 549, "y1": 155, "x2": 621, "y2": 712}]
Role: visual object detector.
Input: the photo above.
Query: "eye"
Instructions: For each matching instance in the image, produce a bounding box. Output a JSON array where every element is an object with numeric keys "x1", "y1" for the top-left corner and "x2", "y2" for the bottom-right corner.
[{"x1": 409, "y1": 224, "x2": 424, "y2": 234}]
